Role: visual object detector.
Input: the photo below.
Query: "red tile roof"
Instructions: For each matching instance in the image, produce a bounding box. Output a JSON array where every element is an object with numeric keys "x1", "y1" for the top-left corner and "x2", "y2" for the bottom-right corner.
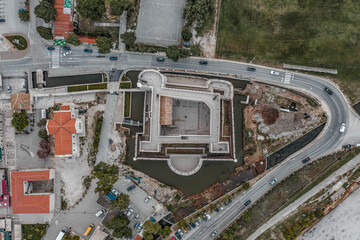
[
  {"x1": 11, "y1": 171, "x2": 50, "y2": 214},
  {"x1": 47, "y1": 108, "x2": 76, "y2": 155},
  {"x1": 54, "y1": 0, "x2": 97, "y2": 44}
]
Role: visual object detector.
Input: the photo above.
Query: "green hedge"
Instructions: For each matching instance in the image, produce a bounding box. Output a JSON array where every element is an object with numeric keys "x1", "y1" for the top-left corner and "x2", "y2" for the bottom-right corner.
[
  {"x1": 6, "y1": 35, "x2": 28, "y2": 50},
  {"x1": 68, "y1": 85, "x2": 87, "y2": 92}
]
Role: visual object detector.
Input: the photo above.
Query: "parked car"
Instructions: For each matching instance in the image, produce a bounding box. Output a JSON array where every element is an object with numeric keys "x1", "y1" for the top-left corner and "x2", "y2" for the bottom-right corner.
[
  {"x1": 199, "y1": 60, "x2": 208, "y2": 65},
  {"x1": 134, "y1": 222, "x2": 140, "y2": 229},
  {"x1": 175, "y1": 232, "x2": 182, "y2": 239},
  {"x1": 144, "y1": 196, "x2": 152, "y2": 203},
  {"x1": 78, "y1": 109, "x2": 87, "y2": 114},
  {"x1": 134, "y1": 214, "x2": 139, "y2": 220},
  {"x1": 324, "y1": 87, "x2": 333, "y2": 95},
  {"x1": 244, "y1": 200, "x2": 251, "y2": 207},
  {"x1": 215, "y1": 208, "x2": 219, "y2": 212},
  {"x1": 340, "y1": 123, "x2": 346, "y2": 133},
  {"x1": 205, "y1": 213, "x2": 211, "y2": 219},
  {"x1": 247, "y1": 67, "x2": 256, "y2": 71},
  {"x1": 178, "y1": 229, "x2": 184, "y2": 237},
  {"x1": 97, "y1": 55, "x2": 106, "y2": 58},
  {"x1": 150, "y1": 216, "x2": 156, "y2": 222},
  {"x1": 84, "y1": 49, "x2": 93, "y2": 53},
  {"x1": 110, "y1": 56, "x2": 118, "y2": 61},
  {"x1": 342, "y1": 144, "x2": 351, "y2": 151},
  {"x1": 63, "y1": 46, "x2": 70, "y2": 50},
  {"x1": 189, "y1": 222, "x2": 196, "y2": 228},
  {"x1": 194, "y1": 221, "x2": 199, "y2": 226},
  {"x1": 139, "y1": 222, "x2": 144, "y2": 230},
  {"x1": 47, "y1": 47, "x2": 55, "y2": 50},
  {"x1": 126, "y1": 208, "x2": 133, "y2": 217},
  {"x1": 270, "y1": 178, "x2": 278, "y2": 185},
  {"x1": 302, "y1": 157, "x2": 311, "y2": 164},
  {"x1": 219, "y1": 205, "x2": 224, "y2": 210},
  {"x1": 210, "y1": 231, "x2": 217, "y2": 237},
  {"x1": 156, "y1": 57, "x2": 165, "y2": 62},
  {"x1": 270, "y1": 70, "x2": 280, "y2": 75},
  {"x1": 127, "y1": 184, "x2": 136, "y2": 191},
  {"x1": 7, "y1": 85, "x2": 11, "y2": 93},
  {"x1": 95, "y1": 209, "x2": 106, "y2": 217},
  {"x1": 111, "y1": 188, "x2": 120, "y2": 197},
  {"x1": 0, "y1": 19, "x2": 5, "y2": 22}
]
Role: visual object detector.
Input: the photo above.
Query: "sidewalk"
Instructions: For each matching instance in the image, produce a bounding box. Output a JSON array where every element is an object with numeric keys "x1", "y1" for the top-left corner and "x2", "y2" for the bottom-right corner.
[{"x1": 248, "y1": 153, "x2": 360, "y2": 240}]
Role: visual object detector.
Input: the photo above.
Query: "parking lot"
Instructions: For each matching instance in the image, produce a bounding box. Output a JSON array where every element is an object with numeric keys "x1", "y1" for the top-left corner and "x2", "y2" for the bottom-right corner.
[{"x1": 136, "y1": 0, "x2": 186, "y2": 46}]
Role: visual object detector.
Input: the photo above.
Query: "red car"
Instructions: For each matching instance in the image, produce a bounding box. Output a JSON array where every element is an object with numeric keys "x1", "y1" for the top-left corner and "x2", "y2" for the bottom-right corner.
[{"x1": 172, "y1": 237, "x2": 177, "y2": 240}]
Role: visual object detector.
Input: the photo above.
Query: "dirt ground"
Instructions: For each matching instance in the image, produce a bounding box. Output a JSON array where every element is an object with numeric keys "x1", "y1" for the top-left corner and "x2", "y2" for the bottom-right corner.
[{"x1": 241, "y1": 82, "x2": 325, "y2": 166}]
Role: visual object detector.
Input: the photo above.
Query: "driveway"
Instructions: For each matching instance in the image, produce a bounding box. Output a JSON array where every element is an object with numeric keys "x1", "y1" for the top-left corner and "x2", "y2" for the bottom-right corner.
[{"x1": 136, "y1": 0, "x2": 186, "y2": 46}]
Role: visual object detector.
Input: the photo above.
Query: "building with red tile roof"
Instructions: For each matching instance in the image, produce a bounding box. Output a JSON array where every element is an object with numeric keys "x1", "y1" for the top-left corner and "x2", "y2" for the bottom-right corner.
[
  {"x1": 11, "y1": 169, "x2": 55, "y2": 214},
  {"x1": 46, "y1": 106, "x2": 84, "y2": 157}
]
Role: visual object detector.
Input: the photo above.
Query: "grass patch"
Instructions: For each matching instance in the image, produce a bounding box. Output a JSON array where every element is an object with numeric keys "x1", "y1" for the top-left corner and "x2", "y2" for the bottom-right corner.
[
  {"x1": 6, "y1": 35, "x2": 28, "y2": 50},
  {"x1": 103, "y1": 73, "x2": 108, "y2": 82},
  {"x1": 120, "y1": 82, "x2": 131, "y2": 89},
  {"x1": 68, "y1": 85, "x2": 87, "y2": 92},
  {"x1": 124, "y1": 92, "x2": 131, "y2": 118},
  {"x1": 22, "y1": 224, "x2": 47, "y2": 240},
  {"x1": 88, "y1": 83, "x2": 107, "y2": 90},
  {"x1": 217, "y1": 0, "x2": 360, "y2": 103},
  {"x1": 220, "y1": 148, "x2": 360, "y2": 239},
  {"x1": 93, "y1": 116, "x2": 103, "y2": 152}
]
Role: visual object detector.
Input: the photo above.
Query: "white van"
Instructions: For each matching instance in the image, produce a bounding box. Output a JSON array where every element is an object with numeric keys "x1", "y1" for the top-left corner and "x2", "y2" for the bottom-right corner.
[
  {"x1": 95, "y1": 208, "x2": 106, "y2": 217},
  {"x1": 56, "y1": 230, "x2": 66, "y2": 240}
]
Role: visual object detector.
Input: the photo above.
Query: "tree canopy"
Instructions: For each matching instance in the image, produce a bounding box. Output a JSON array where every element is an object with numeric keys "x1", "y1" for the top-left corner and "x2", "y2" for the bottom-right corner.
[
  {"x1": 34, "y1": 0, "x2": 57, "y2": 23},
  {"x1": 183, "y1": 0, "x2": 214, "y2": 28},
  {"x1": 106, "y1": 215, "x2": 132, "y2": 238},
  {"x1": 110, "y1": 0, "x2": 132, "y2": 16},
  {"x1": 76, "y1": 0, "x2": 106, "y2": 20},
  {"x1": 11, "y1": 112, "x2": 29, "y2": 132},
  {"x1": 18, "y1": 10, "x2": 30, "y2": 22},
  {"x1": 181, "y1": 29, "x2": 193, "y2": 41},
  {"x1": 166, "y1": 45, "x2": 190, "y2": 61},
  {"x1": 66, "y1": 34, "x2": 82, "y2": 46},
  {"x1": 36, "y1": 26, "x2": 53, "y2": 40},
  {"x1": 113, "y1": 227, "x2": 132, "y2": 238},
  {"x1": 120, "y1": 32, "x2": 136, "y2": 48},
  {"x1": 96, "y1": 36, "x2": 113, "y2": 54},
  {"x1": 92, "y1": 162, "x2": 119, "y2": 194},
  {"x1": 110, "y1": 193, "x2": 130, "y2": 210}
]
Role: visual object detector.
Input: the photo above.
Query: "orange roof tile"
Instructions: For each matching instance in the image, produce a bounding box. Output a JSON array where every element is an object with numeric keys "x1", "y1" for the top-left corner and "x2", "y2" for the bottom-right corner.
[
  {"x1": 60, "y1": 106, "x2": 70, "y2": 110},
  {"x1": 11, "y1": 170, "x2": 50, "y2": 214},
  {"x1": 46, "y1": 108, "x2": 76, "y2": 155},
  {"x1": 10, "y1": 93, "x2": 31, "y2": 110}
]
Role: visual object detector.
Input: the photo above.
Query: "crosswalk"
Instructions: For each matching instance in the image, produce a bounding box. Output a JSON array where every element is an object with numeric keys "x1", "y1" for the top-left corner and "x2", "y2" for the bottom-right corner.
[
  {"x1": 282, "y1": 72, "x2": 294, "y2": 84},
  {"x1": 51, "y1": 46, "x2": 60, "y2": 68}
]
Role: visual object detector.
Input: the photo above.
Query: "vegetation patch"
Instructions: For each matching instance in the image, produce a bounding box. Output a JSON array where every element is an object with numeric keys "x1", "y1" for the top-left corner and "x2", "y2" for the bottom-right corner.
[
  {"x1": 68, "y1": 85, "x2": 88, "y2": 92},
  {"x1": 93, "y1": 116, "x2": 103, "y2": 152},
  {"x1": 22, "y1": 224, "x2": 47, "y2": 240},
  {"x1": 124, "y1": 92, "x2": 131, "y2": 118},
  {"x1": 6, "y1": 35, "x2": 28, "y2": 50},
  {"x1": 88, "y1": 83, "x2": 107, "y2": 90}
]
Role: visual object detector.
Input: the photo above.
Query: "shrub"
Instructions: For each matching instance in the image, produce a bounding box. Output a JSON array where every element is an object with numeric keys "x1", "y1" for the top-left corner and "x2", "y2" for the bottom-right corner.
[{"x1": 36, "y1": 26, "x2": 53, "y2": 40}]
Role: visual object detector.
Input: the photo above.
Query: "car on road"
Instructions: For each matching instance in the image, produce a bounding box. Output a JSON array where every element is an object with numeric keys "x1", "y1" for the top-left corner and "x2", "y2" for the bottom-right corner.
[
  {"x1": 97, "y1": 55, "x2": 106, "y2": 58},
  {"x1": 270, "y1": 70, "x2": 280, "y2": 75},
  {"x1": 63, "y1": 46, "x2": 70, "y2": 50},
  {"x1": 111, "y1": 188, "x2": 120, "y2": 197},
  {"x1": 199, "y1": 60, "x2": 208, "y2": 65},
  {"x1": 7, "y1": 86, "x2": 12, "y2": 93},
  {"x1": 144, "y1": 196, "x2": 152, "y2": 203},
  {"x1": 63, "y1": 51, "x2": 71, "y2": 56},
  {"x1": 244, "y1": 200, "x2": 251, "y2": 206},
  {"x1": 270, "y1": 177, "x2": 278, "y2": 185},
  {"x1": 342, "y1": 144, "x2": 351, "y2": 151},
  {"x1": 340, "y1": 123, "x2": 346, "y2": 133},
  {"x1": 324, "y1": 87, "x2": 333, "y2": 95},
  {"x1": 302, "y1": 157, "x2": 311, "y2": 164},
  {"x1": 47, "y1": 47, "x2": 55, "y2": 50},
  {"x1": 156, "y1": 57, "x2": 165, "y2": 62},
  {"x1": 95, "y1": 209, "x2": 106, "y2": 217},
  {"x1": 210, "y1": 231, "x2": 217, "y2": 237},
  {"x1": 110, "y1": 56, "x2": 117, "y2": 61},
  {"x1": 247, "y1": 67, "x2": 256, "y2": 71},
  {"x1": 0, "y1": 19, "x2": 5, "y2": 22},
  {"x1": 127, "y1": 184, "x2": 136, "y2": 191},
  {"x1": 84, "y1": 49, "x2": 93, "y2": 53}
]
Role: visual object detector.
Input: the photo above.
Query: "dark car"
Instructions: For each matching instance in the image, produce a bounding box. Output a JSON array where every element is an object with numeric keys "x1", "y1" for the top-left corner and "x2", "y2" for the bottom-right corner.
[
  {"x1": 84, "y1": 49, "x2": 93, "y2": 53},
  {"x1": 199, "y1": 60, "x2": 208, "y2": 65},
  {"x1": 0, "y1": 19, "x2": 6, "y2": 22},
  {"x1": 302, "y1": 157, "x2": 310, "y2": 164},
  {"x1": 215, "y1": 208, "x2": 219, "y2": 212},
  {"x1": 175, "y1": 232, "x2": 182, "y2": 240},
  {"x1": 156, "y1": 57, "x2": 165, "y2": 62},
  {"x1": 244, "y1": 200, "x2": 251, "y2": 207},
  {"x1": 79, "y1": 109, "x2": 87, "y2": 114},
  {"x1": 97, "y1": 55, "x2": 106, "y2": 58},
  {"x1": 127, "y1": 184, "x2": 136, "y2": 191},
  {"x1": 342, "y1": 144, "x2": 351, "y2": 151},
  {"x1": 189, "y1": 222, "x2": 196, "y2": 228},
  {"x1": 63, "y1": 46, "x2": 70, "y2": 50},
  {"x1": 47, "y1": 47, "x2": 55, "y2": 50},
  {"x1": 324, "y1": 87, "x2": 333, "y2": 95},
  {"x1": 150, "y1": 216, "x2": 156, "y2": 222},
  {"x1": 247, "y1": 67, "x2": 256, "y2": 72},
  {"x1": 110, "y1": 56, "x2": 118, "y2": 61}
]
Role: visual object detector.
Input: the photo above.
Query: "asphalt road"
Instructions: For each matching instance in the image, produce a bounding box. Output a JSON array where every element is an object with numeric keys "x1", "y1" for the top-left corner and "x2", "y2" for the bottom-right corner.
[{"x1": 0, "y1": 50, "x2": 353, "y2": 239}]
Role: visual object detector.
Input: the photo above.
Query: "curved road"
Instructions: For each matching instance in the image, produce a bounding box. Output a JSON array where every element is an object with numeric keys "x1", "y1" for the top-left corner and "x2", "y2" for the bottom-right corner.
[{"x1": 0, "y1": 51, "x2": 354, "y2": 239}]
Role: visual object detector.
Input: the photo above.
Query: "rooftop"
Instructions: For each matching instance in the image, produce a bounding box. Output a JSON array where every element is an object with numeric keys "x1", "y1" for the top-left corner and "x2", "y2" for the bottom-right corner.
[{"x1": 10, "y1": 93, "x2": 31, "y2": 110}]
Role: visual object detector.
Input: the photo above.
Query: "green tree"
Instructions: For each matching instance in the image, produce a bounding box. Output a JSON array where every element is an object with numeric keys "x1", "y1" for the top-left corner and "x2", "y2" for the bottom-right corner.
[
  {"x1": 110, "y1": 0, "x2": 132, "y2": 16},
  {"x1": 178, "y1": 219, "x2": 186, "y2": 229},
  {"x1": 143, "y1": 232, "x2": 154, "y2": 240},
  {"x1": 34, "y1": 0, "x2": 56, "y2": 23},
  {"x1": 38, "y1": 129, "x2": 48, "y2": 139},
  {"x1": 96, "y1": 36, "x2": 113, "y2": 54},
  {"x1": 92, "y1": 162, "x2": 119, "y2": 194},
  {"x1": 11, "y1": 112, "x2": 29, "y2": 132},
  {"x1": 36, "y1": 26, "x2": 53, "y2": 40},
  {"x1": 242, "y1": 182, "x2": 250, "y2": 190},
  {"x1": 181, "y1": 29, "x2": 193, "y2": 41},
  {"x1": 143, "y1": 220, "x2": 161, "y2": 235},
  {"x1": 76, "y1": 0, "x2": 106, "y2": 20},
  {"x1": 105, "y1": 215, "x2": 130, "y2": 229},
  {"x1": 66, "y1": 34, "x2": 82, "y2": 46},
  {"x1": 110, "y1": 193, "x2": 130, "y2": 210},
  {"x1": 18, "y1": 10, "x2": 30, "y2": 22},
  {"x1": 190, "y1": 44, "x2": 202, "y2": 56},
  {"x1": 184, "y1": 0, "x2": 214, "y2": 28},
  {"x1": 112, "y1": 227, "x2": 132, "y2": 238},
  {"x1": 160, "y1": 226, "x2": 171, "y2": 237},
  {"x1": 120, "y1": 32, "x2": 136, "y2": 48},
  {"x1": 241, "y1": 209, "x2": 252, "y2": 222},
  {"x1": 166, "y1": 45, "x2": 190, "y2": 61}
]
